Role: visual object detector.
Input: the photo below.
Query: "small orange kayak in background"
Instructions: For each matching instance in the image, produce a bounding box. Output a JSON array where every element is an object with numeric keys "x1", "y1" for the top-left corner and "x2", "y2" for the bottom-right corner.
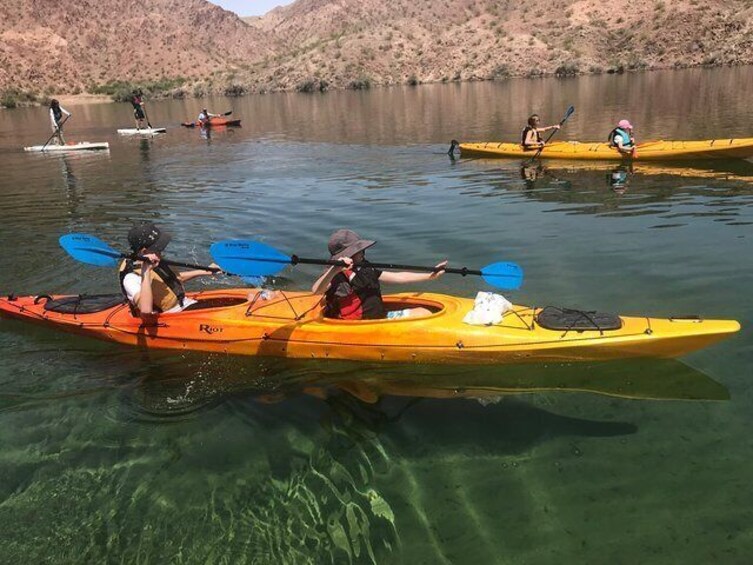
[{"x1": 181, "y1": 117, "x2": 241, "y2": 128}]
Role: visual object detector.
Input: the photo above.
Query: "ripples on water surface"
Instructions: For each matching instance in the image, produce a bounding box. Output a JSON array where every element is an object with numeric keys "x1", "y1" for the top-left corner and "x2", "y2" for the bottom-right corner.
[{"x1": 0, "y1": 68, "x2": 752, "y2": 562}]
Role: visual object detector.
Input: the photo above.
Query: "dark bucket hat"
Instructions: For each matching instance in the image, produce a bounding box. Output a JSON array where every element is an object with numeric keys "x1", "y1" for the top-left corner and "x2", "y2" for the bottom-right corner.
[
  {"x1": 128, "y1": 221, "x2": 171, "y2": 253},
  {"x1": 328, "y1": 229, "x2": 376, "y2": 259}
]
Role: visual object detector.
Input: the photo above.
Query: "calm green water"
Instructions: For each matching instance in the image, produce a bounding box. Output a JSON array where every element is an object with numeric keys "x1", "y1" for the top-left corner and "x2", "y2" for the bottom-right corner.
[{"x1": 0, "y1": 67, "x2": 752, "y2": 563}]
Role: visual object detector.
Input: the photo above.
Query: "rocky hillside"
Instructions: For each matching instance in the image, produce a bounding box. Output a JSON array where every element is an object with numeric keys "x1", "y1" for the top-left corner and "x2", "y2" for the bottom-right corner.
[
  {"x1": 242, "y1": 0, "x2": 753, "y2": 91},
  {"x1": 3, "y1": 0, "x2": 753, "y2": 101},
  {"x1": 0, "y1": 0, "x2": 271, "y2": 99}
]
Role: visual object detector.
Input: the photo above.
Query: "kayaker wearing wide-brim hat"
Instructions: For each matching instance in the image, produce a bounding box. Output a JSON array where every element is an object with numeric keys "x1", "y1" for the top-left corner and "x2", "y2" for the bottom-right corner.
[
  {"x1": 119, "y1": 221, "x2": 219, "y2": 315},
  {"x1": 608, "y1": 119, "x2": 636, "y2": 157},
  {"x1": 312, "y1": 229, "x2": 447, "y2": 320}
]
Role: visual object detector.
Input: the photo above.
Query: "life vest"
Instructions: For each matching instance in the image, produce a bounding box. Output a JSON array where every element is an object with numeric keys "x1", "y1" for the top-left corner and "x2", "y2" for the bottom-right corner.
[
  {"x1": 52, "y1": 105, "x2": 63, "y2": 124},
  {"x1": 608, "y1": 127, "x2": 633, "y2": 148},
  {"x1": 118, "y1": 259, "x2": 185, "y2": 313},
  {"x1": 521, "y1": 126, "x2": 542, "y2": 149},
  {"x1": 131, "y1": 96, "x2": 142, "y2": 109},
  {"x1": 324, "y1": 264, "x2": 385, "y2": 320}
]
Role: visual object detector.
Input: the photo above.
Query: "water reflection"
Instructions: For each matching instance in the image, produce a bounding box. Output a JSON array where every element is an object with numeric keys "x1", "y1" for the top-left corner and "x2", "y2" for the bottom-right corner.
[{"x1": 119, "y1": 354, "x2": 728, "y2": 419}]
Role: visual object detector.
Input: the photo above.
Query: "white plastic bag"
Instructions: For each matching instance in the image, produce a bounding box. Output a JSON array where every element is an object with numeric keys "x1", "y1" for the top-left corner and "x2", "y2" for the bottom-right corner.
[{"x1": 462, "y1": 291, "x2": 513, "y2": 326}]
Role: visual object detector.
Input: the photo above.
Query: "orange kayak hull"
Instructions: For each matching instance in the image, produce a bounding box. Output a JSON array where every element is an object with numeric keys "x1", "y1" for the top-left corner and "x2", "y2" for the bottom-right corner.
[{"x1": 0, "y1": 289, "x2": 740, "y2": 365}]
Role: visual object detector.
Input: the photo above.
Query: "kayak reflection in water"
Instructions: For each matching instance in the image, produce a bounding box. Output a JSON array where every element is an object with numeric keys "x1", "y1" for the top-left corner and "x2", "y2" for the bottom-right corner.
[
  {"x1": 607, "y1": 166, "x2": 633, "y2": 194},
  {"x1": 521, "y1": 114, "x2": 560, "y2": 150},
  {"x1": 520, "y1": 162, "x2": 546, "y2": 188},
  {"x1": 49, "y1": 99, "x2": 71, "y2": 145},
  {"x1": 608, "y1": 165, "x2": 633, "y2": 193},
  {"x1": 312, "y1": 229, "x2": 447, "y2": 321},
  {"x1": 119, "y1": 222, "x2": 220, "y2": 316},
  {"x1": 608, "y1": 119, "x2": 637, "y2": 157}
]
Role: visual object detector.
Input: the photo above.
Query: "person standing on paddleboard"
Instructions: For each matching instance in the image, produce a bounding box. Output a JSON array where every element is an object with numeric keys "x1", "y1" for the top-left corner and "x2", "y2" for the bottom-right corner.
[
  {"x1": 312, "y1": 229, "x2": 447, "y2": 320},
  {"x1": 131, "y1": 90, "x2": 147, "y2": 130},
  {"x1": 608, "y1": 119, "x2": 637, "y2": 157},
  {"x1": 120, "y1": 222, "x2": 219, "y2": 315},
  {"x1": 49, "y1": 99, "x2": 71, "y2": 145},
  {"x1": 521, "y1": 114, "x2": 560, "y2": 150}
]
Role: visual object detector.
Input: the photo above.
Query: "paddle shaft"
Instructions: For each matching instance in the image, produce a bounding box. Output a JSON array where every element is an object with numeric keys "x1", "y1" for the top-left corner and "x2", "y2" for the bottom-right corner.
[
  {"x1": 127, "y1": 253, "x2": 220, "y2": 273},
  {"x1": 526, "y1": 107, "x2": 574, "y2": 164},
  {"x1": 290, "y1": 255, "x2": 478, "y2": 276},
  {"x1": 142, "y1": 103, "x2": 153, "y2": 128},
  {"x1": 42, "y1": 114, "x2": 70, "y2": 150}
]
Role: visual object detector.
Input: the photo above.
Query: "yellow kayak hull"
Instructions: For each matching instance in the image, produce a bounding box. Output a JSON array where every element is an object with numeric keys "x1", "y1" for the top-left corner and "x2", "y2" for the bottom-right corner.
[
  {"x1": 0, "y1": 289, "x2": 740, "y2": 365},
  {"x1": 460, "y1": 139, "x2": 753, "y2": 161}
]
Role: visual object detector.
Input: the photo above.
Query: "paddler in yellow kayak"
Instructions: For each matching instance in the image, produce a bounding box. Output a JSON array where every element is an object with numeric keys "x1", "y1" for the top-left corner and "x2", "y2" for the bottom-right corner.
[
  {"x1": 312, "y1": 229, "x2": 447, "y2": 320},
  {"x1": 521, "y1": 114, "x2": 561, "y2": 150},
  {"x1": 608, "y1": 119, "x2": 637, "y2": 157},
  {"x1": 119, "y1": 222, "x2": 219, "y2": 315},
  {"x1": 49, "y1": 99, "x2": 72, "y2": 145}
]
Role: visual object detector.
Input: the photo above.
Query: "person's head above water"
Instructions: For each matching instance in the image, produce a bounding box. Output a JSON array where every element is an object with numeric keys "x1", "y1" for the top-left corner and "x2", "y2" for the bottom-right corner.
[
  {"x1": 527, "y1": 114, "x2": 541, "y2": 127},
  {"x1": 127, "y1": 221, "x2": 171, "y2": 253},
  {"x1": 618, "y1": 119, "x2": 633, "y2": 130}
]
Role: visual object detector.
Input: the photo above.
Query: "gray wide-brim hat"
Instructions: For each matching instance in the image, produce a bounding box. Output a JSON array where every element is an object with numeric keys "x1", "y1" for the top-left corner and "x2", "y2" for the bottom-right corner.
[{"x1": 328, "y1": 229, "x2": 376, "y2": 259}]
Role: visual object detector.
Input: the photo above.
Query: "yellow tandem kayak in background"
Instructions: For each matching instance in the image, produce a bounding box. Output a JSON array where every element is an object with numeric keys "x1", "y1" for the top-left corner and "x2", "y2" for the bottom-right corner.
[{"x1": 459, "y1": 138, "x2": 753, "y2": 161}]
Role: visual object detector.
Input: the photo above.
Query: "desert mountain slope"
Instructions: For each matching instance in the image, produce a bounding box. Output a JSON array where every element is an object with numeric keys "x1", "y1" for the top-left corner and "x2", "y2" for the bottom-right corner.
[
  {"x1": 3, "y1": 0, "x2": 753, "y2": 97},
  {"x1": 0, "y1": 0, "x2": 272, "y2": 94},
  {"x1": 242, "y1": 0, "x2": 753, "y2": 91}
]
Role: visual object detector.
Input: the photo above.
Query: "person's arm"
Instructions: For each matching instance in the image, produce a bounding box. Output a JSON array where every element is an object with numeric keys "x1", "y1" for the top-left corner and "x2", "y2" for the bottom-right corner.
[
  {"x1": 312, "y1": 257, "x2": 352, "y2": 294},
  {"x1": 60, "y1": 106, "x2": 71, "y2": 118},
  {"x1": 177, "y1": 263, "x2": 220, "y2": 283},
  {"x1": 378, "y1": 261, "x2": 447, "y2": 284},
  {"x1": 50, "y1": 108, "x2": 57, "y2": 130},
  {"x1": 136, "y1": 254, "x2": 160, "y2": 314}
]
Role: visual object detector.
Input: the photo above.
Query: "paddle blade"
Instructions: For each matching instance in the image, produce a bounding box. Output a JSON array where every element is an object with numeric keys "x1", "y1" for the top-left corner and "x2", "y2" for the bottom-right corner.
[
  {"x1": 563, "y1": 105, "x2": 575, "y2": 122},
  {"x1": 59, "y1": 233, "x2": 122, "y2": 267},
  {"x1": 210, "y1": 240, "x2": 292, "y2": 277},
  {"x1": 480, "y1": 262, "x2": 524, "y2": 290}
]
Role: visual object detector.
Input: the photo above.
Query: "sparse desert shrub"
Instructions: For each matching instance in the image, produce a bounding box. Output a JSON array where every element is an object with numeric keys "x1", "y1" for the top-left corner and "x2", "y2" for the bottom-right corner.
[
  {"x1": 348, "y1": 76, "x2": 371, "y2": 90},
  {"x1": 407, "y1": 75, "x2": 420, "y2": 86},
  {"x1": 555, "y1": 64, "x2": 579, "y2": 76},
  {"x1": 0, "y1": 88, "x2": 37, "y2": 108},
  {"x1": 296, "y1": 78, "x2": 329, "y2": 93},
  {"x1": 224, "y1": 84, "x2": 247, "y2": 97},
  {"x1": 492, "y1": 64, "x2": 510, "y2": 79}
]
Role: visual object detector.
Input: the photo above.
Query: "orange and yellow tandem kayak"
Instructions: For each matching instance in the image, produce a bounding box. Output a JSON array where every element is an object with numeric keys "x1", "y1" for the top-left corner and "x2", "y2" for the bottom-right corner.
[
  {"x1": 459, "y1": 138, "x2": 753, "y2": 161},
  {"x1": 0, "y1": 289, "x2": 739, "y2": 364}
]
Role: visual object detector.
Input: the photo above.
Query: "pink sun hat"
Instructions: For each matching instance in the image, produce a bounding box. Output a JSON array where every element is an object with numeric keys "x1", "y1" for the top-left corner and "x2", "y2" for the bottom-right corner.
[{"x1": 618, "y1": 119, "x2": 634, "y2": 130}]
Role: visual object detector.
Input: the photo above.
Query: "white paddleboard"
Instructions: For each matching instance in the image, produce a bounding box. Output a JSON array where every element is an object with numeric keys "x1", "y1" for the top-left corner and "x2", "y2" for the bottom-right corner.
[
  {"x1": 24, "y1": 142, "x2": 110, "y2": 152},
  {"x1": 117, "y1": 128, "x2": 167, "y2": 135}
]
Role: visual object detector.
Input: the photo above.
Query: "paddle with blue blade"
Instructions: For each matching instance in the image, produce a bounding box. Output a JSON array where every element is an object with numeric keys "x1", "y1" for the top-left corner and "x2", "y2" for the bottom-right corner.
[
  {"x1": 525, "y1": 105, "x2": 575, "y2": 165},
  {"x1": 60, "y1": 233, "x2": 222, "y2": 272},
  {"x1": 210, "y1": 240, "x2": 524, "y2": 290}
]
